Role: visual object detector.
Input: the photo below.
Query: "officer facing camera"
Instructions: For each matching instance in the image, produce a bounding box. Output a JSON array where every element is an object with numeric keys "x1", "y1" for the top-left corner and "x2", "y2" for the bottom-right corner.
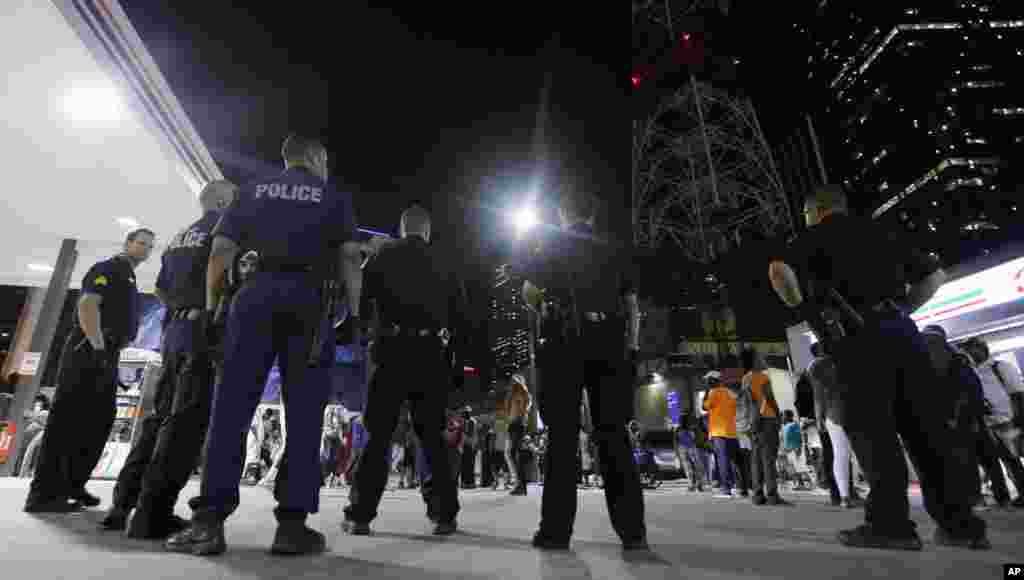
[
  {"x1": 25, "y1": 227, "x2": 155, "y2": 514},
  {"x1": 769, "y1": 184, "x2": 987, "y2": 551}
]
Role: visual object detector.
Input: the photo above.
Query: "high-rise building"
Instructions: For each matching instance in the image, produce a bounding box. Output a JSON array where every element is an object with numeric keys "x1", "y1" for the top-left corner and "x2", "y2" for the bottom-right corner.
[
  {"x1": 488, "y1": 264, "x2": 531, "y2": 391},
  {"x1": 797, "y1": 3, "x2": 1024, "y2": 265}
]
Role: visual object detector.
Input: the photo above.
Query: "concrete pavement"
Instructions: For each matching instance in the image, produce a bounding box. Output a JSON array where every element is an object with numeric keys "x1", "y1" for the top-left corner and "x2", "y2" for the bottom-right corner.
[{"x1": 2, "y1": 478, "x2": 1021, "y2": 580}]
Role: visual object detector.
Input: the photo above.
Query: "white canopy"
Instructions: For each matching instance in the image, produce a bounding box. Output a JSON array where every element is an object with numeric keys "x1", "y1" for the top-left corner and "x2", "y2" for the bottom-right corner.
[{"x1": 0, "y1": 0, "x2": 222, "y2": 292}]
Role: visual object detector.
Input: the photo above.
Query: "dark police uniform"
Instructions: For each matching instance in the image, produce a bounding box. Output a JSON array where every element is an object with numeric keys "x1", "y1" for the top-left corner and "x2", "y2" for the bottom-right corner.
[
  {"x1": 106, "y1": 211, "x2": 221, "y2": 534},
  {"x1": 27, "y1": 255, "x2": 139, "y2": 509},
  {"x1": 787, "y1": 213, "x2": 985, "y2": 544},
  {"x1": 343, "y1": 235, "x2": 463, "y2": 531},
  {"x1": 189, "y1": 167, "x2": 355, "y2": 530},
  {"x1": 518, "y1": 223, "x2": 646, "y2": 549}
]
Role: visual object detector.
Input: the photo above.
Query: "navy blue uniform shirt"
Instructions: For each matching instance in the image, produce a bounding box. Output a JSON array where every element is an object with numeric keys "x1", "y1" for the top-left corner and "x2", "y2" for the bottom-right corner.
[
  {"x1": 213, "y1": 167, "x2": 356, "y2": 268},
  {"x1": 786, "y1": 213, "x2": 939, "y2": 311},
  {"x1": 79, "y1": 255, "x2": 139, "y2": 347},
  {"x1": 156, "y1": 210, "x2": 221, "y2": 310}
]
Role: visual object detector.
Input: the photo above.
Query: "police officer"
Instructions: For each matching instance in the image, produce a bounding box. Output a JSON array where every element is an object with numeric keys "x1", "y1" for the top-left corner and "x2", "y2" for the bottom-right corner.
[
  {"x1": 341, "y1": 204, "x2": 463, "y2": 536},
  {"x1": 25, "y1": 228, "x2": 155, "y2": 513},
  {"x1": 768, "y1": 185, "x2": 988, "y2": 550},
  {"x1": 517, "y1": 188, "x2": 647, "y2": 551},
  {"x1": 100, "y1": 180, "x2": 236, "y2": 537},
  {"x1": 165, "y1": 134, "x2": 363, "y2": 556}
]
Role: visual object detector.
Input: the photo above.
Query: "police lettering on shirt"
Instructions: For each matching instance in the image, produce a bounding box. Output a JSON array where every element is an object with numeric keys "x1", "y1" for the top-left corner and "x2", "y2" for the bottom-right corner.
[
  {"x1": 166, "y1": 226, "x2": 209, "y2": 252},
  {"x1": 253, "y1": 183, "x2": 323, "y2": 203}
]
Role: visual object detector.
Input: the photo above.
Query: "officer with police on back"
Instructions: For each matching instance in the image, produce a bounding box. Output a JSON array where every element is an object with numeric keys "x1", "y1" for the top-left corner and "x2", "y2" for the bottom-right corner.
[
  {"x1": 341, "y1": 203, "x2": 464, "y2": 537},
  {"x1": 25, "y1": 228, "x2": 155, "y2": 513},
  {"x1": 100, "y1": 180, "x2": 237, "y2": 538},
  {"x1": 768, "y1": 184, "x2": 989, "y2": 551},
  {"x1": 165, "y1": 134, "x2": 363, "y2": 557},
  {"x1": 517, "y1": 187, "x2": 647, "y2": 552}
]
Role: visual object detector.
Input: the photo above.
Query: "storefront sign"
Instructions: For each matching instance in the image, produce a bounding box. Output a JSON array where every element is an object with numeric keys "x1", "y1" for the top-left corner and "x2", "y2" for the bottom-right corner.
[
  {"x1": 912, "y1": 256, "x2": 1024, "y2": 325},
  {"x1": 18, "y1": 352, "x2": 41, "y2": 375}
]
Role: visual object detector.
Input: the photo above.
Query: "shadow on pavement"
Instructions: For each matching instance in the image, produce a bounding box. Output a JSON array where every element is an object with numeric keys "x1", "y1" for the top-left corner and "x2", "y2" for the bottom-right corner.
[
  {"x1": 26, "y1": 509, "x2": 167, "y2": 555},
  {"x1": 211, "y1": 545, "x2": 592, "y2": 580}
]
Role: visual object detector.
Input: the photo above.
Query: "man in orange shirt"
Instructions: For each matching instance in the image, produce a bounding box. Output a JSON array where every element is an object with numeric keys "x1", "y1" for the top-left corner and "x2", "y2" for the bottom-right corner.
[
  {"x1": 741, "y1": 349, "x2": 789, "y2": 506},
  {"x1": 702, "y1": 371, "x2": 739, "y2": 498}
]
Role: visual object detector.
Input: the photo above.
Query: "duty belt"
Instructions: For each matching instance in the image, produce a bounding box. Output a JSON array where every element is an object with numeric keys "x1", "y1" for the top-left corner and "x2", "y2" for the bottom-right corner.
[{"x1": 583, "y1": 311, "x2": 610, "y2": 323}]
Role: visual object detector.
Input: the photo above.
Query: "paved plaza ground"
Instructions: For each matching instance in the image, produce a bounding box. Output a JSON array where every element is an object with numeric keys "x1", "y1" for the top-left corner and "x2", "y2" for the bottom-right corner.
[{"x1": 2, "y1": 477, "x2": 1022, "y2": 579}]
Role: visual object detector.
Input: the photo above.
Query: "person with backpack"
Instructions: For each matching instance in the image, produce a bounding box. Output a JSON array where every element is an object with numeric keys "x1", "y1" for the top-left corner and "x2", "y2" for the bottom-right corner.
[
  {"x1": 961, "y1": 337, "x2": 1024, "y2": 508},
  {"x1": 738, "y1": 349, "x2": 788, "y2": 506}
]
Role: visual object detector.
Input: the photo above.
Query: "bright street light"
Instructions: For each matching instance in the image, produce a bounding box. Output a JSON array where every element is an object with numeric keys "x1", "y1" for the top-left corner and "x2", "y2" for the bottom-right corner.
[
  {"x1": 61, "y1": 83, "x2": 125, "y2": 123},
  {"x1": 513, "y1": 207, "x2": 538, "y2": 235}
]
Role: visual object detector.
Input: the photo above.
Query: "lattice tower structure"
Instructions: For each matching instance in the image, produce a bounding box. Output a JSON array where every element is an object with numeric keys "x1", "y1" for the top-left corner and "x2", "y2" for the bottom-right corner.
[{"x1": 632, "y1": 82, "x2": 794, "y2": 262}]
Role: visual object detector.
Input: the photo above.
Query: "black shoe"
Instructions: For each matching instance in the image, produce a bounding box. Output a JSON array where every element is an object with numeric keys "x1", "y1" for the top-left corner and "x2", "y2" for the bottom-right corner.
[
  {"x1": 71, "y1": 490, "x2": 102, "y2": 508},
  {"x1": 271, "y1": 523, "x2": 326, "y2": 556},
  {"x1": 765, "y1": 495, "x2": 792, "y2": 506},
  {"x1": 99, "y1": 507, "x2": 131, "y2": 531},
  {"x1": 623, "y1": 536, "x2": 650, "y2": 551},
  {"x1": 830, "y1": 496, "x2": 842, "y2": 507},
  {"x1": 739, "y1": 490, "x2": 750, "y2": 498},
  {"x1": 126, "y1": 510, "x2": 189, "y2": 540},
  {"x1": 341, "y1": 518, "x2": 371, "y2": 536},
  {"x1": 510, "y1": 486, "x2": 527, "y2": 496},
  {"x1": 837, "y1": 525, "x2": 922, "y2": 551},
  {"x1": 24, "y1": 497, "x2": 83, "y2": 514},
  {"x1": 433, "y1": 521, "x2": 457, "y2": 536},
  {"x1": 933, "y1": 528, "x2": 991, "y2": 551},
  {"x1": 751, "y1": 494, "x2": 767, "y2": 506},
  {"x1": 165, "y1": 522, "x2": 226, "y2": 556},
  {"x1": 841, "y1": 498, "x2": 864, "y2": 510},
  {"x1": 1013, "y1": 496, "x2": 1024, "y2": 509},
  {"x1": 532, "y1": 531, "x2": 570, "y2": 551}
]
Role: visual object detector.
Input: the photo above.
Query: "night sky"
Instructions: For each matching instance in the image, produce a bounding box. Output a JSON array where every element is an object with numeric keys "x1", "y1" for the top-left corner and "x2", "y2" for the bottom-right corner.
[{"x1": 120, "y1": 3, "x2": 629, "y2": 275}]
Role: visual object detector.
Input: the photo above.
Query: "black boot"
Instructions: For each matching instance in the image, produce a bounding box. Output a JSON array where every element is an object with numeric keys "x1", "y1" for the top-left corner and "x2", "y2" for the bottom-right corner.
[
  {"x1": 99, "y1": 506, "x2": 131, "y2": 531},
  {"x1": 24, "y1": 496, "x2": 83, "y2": 514},
  {"x1": 71, "y1": 489, "x2": 102, "y2": 508},
  {"x1": 271, "y1": 509, "x2": 326, "y2": 556},
  {"x1": 165, "y1": 521, "x2": 226, "y2": 556},
  {"x1": 272, "y1": 522, "x2": 326, "y2": 555},
  {"x1": 126, "y1": 507, "x2": 189, "y2": 540}
]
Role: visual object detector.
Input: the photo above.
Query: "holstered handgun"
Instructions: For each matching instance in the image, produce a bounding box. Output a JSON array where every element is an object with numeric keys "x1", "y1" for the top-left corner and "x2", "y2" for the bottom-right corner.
[
  {"x1": 802, "y1": 281, "x2": 866, "y2": 356},
  {"x1": 308, "y1": 252, "x2": 339, "y2": 368}
]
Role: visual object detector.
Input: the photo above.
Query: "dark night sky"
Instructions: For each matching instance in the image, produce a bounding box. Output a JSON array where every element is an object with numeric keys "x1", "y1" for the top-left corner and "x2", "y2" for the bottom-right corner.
[{"x1": 121, "y1": 3, "x2": 629, "y2": 265}]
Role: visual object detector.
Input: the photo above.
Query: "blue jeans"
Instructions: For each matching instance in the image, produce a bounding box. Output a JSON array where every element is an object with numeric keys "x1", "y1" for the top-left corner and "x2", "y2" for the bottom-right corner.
[{"x1": 712, "y1": 437, "x2": 739, "y2": 493}]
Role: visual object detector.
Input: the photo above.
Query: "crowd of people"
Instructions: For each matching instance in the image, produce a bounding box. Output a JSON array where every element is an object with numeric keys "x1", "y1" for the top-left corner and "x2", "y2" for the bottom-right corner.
[{"x1": 13, "y1": 130, "x2": 1024, "y2": 559}]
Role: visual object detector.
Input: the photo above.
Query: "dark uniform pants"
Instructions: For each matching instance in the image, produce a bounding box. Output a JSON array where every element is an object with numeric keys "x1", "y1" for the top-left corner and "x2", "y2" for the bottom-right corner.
[
  {"x1": 346, "y1": 335, "x2": 459, "y2": 525},
  {"x1": 29, "y1": 333, "x2": 121, "y2": 501},
  {"x1": 195, "y1": 274, "x2": 333, "y2": 522},
  {"x1": 536, "y1": 321, "x2": 646, "y2": 543},
  {"x1": 112, "y1": 316, "x2": 214, "y2": 515},
  {"x1": 834, "y1": 312, "x2": 985, "y2": 539}
]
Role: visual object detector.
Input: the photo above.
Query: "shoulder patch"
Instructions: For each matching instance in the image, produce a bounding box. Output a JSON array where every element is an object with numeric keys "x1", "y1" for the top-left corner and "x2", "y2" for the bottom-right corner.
[{"x1": 94, "y1": 275, "x2": 109, "y2": 286}]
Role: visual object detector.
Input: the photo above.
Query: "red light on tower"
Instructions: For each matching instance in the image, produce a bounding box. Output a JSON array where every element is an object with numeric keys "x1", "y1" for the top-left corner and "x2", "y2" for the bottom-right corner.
[{"x1": 631, "y1": 74, "x2": 642, "y2": 88}]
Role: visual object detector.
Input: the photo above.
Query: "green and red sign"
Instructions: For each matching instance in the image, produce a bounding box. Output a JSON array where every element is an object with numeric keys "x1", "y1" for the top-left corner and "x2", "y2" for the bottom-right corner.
[{"x1": 912, "y1": 256, "x2": 1024, "y2": 324}]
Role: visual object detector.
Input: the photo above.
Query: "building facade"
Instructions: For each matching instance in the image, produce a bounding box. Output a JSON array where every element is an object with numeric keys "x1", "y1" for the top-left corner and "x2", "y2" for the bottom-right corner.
[
  {"x1": 798, "y1": 2, "x2": 1024, "y2": 266},
  {"x1": 488, "y1": 264, "x2": 531, "y2": 391}
]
